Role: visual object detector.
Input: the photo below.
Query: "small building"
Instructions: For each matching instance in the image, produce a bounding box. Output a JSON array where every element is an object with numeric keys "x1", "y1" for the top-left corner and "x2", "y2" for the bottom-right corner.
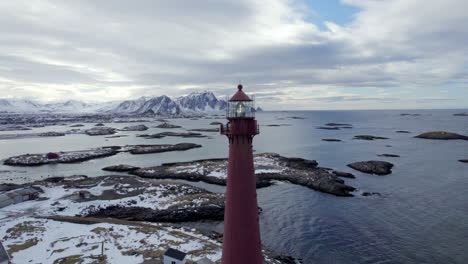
[
  {"x1": 0, "y1": 241, "x2": 11, "y2": 264},
  {"x1": 0, "y1": 187, "x2": 40, "y2": 208},
  {"x1": 163, "y1": 248, "x2": 186, "y2": 264},
  {"x1": 47, "y1": 152, "x2": 59, "y2": 160}
]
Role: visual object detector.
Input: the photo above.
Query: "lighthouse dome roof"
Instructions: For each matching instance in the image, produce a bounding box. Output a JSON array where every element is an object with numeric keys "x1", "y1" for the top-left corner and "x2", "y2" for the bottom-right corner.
[{"x1": 229, "y1": 84, "x2": 252, "y2": 101}]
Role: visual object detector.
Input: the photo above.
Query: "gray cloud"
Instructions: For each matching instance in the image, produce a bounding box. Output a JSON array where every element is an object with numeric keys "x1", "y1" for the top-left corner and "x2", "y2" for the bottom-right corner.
[{"x1": 0, "y1": 0, "x2": 467, "y2": 109}]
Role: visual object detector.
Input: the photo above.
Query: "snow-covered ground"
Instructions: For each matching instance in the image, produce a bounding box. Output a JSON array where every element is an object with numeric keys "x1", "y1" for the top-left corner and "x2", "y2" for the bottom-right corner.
[
  {"x1": 0, "y1": 176, "x2": 223, "y2": 263},
  {"x1": 0, "y1": 216, "x2": 222, "y2": 263},
  {"x1": 167, "y1": 153, "x2": 286, "y2": 179}
]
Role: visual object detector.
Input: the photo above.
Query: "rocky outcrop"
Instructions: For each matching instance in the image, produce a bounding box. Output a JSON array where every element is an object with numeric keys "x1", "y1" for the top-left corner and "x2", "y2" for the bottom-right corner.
[
  {"x1": 332, "y1": 170, "x2": 355, "y2": 178},
  {"x1": 120, "y1": 124, "x2": 148, "y2": 131},
  {"x1": 4, "y1": 147, "x2": 119, "y2": 166},
  {"x1": 138, "y1": 132, "x2": 206, "y2": 138},
  {"x1": 102, "y1": 164, "x2": 140, "y2": 172},
  {"x1": 400, "y1": 113, "x2": 420, "y2": 116},
  {"x1": 325, "y1": 123, "x2": 352, "y2": 126},
  {"x1": 459, "y1": 159, "x2": 468, "y2": 163},
  {"x1": 69, "y1": 124, "x2": 84, "y2": 127},
  {"x1": 353, "y1": 135, "x2": 389, "y2": 140},
  {"x1": 378, "y1": 154, "x2": 400, "y2": 157},
  {"x1": 210, "y1": 121, "x2": 223, "y2": 125},
  {"x1": 188, "y1": 128, "x2": 219, "y2": 132},
  {"x1": 415, "y1": 131, "x2": 468, "y2": 140},
  {"x1": 453, "y1": 112, "x2": 468, "y2": 116},
  {"x1": 155, "y1": 123, "x2": 181, "y2": 128},
  {"x1": 322, "y1": 139, "x2": 342, "y2": 142},
  {"x1": 362, "y1": 192, "x2": 381, "y2": 197},
  {"x1": 87, "y1": 202, "x2": 224, "y2": 222},
  {"x1": 85, "y1": 127, "x2": 116, "y2": 136},
  {"x1": 395, "y1": 130, "x2": 411, "y2": 133},
  {"x1": 317, "y1": 126, "x2": 340, "y2": 130},
  {"x1": 37, "y1": 131, "x2": 66, "y2": 137},
  {"x1": 127, "y1": 143, "x2": 202, "y2": 154},
  {"x1": 347, "y1": 161, "x2": 394, "y2": 175},
  {"x1": 132, "y1": 153, "x2": 356, "y2": 197}
]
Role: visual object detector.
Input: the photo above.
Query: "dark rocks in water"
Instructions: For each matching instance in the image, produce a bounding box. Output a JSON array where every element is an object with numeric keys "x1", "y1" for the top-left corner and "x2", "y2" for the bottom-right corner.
[
  {"x1": 127, "y1": 143, "x2": 202, "y2": 154},
  {"x1": 266, "y1": 124, "x2": 291, "y2": 127},
  {"x1": 188, "y1": 128, "x2": 219, "y2": 132},
  {"x1": 347, "y1": 160, "x2": 394, "y2": 175},
  {"x1": 453, "y1": 112, "x2": 468, "y2": 116},
  {"x1": 353, "y1": 135, "x2": 389, "y2": 140},
  {"x1": 95, "y1": 123, "x2": 105, "y2": 126},
  {"x1": 132, "y1": 153, "x2": 355, "y2": 197},
  {"x1": 105, "y1": 135, "x2": 128, "y2": 138},
  {"x1": 414, "y1": 131, "x2": 468, "y2": 140},
  {"x1": 155, "y1": 123, "x2": 181, "y2": 128},
  {"x1": 70, "y1": 124, "x2": 84, "y2": 127},
  {"x1": 317, "y1": 126, "x2": 340, "y2": 130},
  {"x1": 458, "y1": 159, "x2": 468, "y2": 163},
  {"x1": 325, "y1": 123, "x2": 352, "y2": 126},
  {"x1": 396, "y1": 130, "x2": 411, "y2": 133},
  {"x1": 140, "y1": 131, "x2": 206, "y2": 139},
  {"x1": 85, "y1": 127, "x2": 116, "y2": 136},
  {"x1": 0, "y1": 125, "x2": 32, "y2": 131},
  {"x1": 322, "y1": 139, "x2": 342, "y2": 142},
  {"x1": 332, "y1": 170, "x2": 355, "y2": 178},
  {"x1": 289, "y1": 116, "x2": 306, "y2": 119},
  {"x1": 37, "y1": 131, "x2": 66, "y2": 137},
  {"x1": 378, "y1": 154, "x2": 400, "y2": 157},
  {"x1": 400, "y1": 113, "x2": 421, "y2": 116},
  {"x1": 102, "y1": 164, "x2": 140, "y2": 172},
  {"x1": 210, "y1": 121, "x2": 223, "y2": 126},
  {"x1": 120, "y1": 124, "x2": 148, "y2": 131},
  {"x1": 362, "y1": 192, "x2": 381, "y2": 197},
  {"x1": 386, "y1": 145, "x2": 392, "y2": 147}
]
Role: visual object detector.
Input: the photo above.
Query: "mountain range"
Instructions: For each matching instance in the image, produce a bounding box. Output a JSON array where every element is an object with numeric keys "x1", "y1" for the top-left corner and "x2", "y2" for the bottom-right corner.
[{"x1": 0, "y1": 91, "x2": 262, "y2": 115}]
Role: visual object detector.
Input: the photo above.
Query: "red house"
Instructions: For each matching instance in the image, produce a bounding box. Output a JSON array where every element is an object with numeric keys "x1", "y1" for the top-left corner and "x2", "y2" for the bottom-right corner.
[{"x1": 46, "y1": 152, "x2": 59, "y2": 160}]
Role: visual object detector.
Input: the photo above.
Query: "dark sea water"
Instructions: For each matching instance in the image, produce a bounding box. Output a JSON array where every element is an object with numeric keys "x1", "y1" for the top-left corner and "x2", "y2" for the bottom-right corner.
[{"x1": 1, "y1": 109, "x2": 467, "y2": 264}]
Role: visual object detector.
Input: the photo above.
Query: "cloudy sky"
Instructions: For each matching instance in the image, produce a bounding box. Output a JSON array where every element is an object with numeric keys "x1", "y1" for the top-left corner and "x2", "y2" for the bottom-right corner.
[{"x1": 0, "y1": 0, "x2": 467, "y2": 110}]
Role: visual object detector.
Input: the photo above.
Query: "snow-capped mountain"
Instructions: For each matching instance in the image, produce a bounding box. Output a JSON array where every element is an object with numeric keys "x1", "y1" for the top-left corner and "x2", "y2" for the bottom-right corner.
[
  {"x1": 176, "y1": 91, "x2": 227, "y2": 112},
  {"x1": 0, "y1": 99, "x2": 44, "y2": 113},
  {"x1": 0, "y1": 91, "x2": 239, "y2": 115}
]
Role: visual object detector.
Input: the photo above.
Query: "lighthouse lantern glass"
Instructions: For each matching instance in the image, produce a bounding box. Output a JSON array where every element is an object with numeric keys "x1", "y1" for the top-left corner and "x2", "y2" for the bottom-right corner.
[{"x1": 227, "y1": 100, "x2": 254, "y2": 118}]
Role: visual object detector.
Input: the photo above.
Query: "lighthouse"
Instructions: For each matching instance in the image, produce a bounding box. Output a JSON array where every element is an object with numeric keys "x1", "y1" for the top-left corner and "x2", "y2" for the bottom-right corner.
[{"x1": 220, "y1": 84, "x2": 263, "y2": 264}]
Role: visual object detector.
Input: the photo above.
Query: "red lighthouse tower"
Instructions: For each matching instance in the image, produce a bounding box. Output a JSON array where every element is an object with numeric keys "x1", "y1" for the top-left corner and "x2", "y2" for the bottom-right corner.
[{"x1": 221, "y1": 84, "x2": 263, "y2": 264}]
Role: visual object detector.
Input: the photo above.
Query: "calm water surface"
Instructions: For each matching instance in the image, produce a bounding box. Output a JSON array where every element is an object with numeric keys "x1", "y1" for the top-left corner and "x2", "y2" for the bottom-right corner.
[{"x1": 1, "y1": 109, "x2": 467, "y2": 264}]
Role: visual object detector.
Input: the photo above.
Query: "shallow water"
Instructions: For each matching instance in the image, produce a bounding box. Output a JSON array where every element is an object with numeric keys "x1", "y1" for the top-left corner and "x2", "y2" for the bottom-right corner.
[{"x1": 1, "y1": 109, "x2": 467, "y2": 263}]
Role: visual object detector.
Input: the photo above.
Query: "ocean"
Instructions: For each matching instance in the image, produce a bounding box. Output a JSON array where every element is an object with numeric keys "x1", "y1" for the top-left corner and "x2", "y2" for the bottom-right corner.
[{"x1": 1, "y1": 109, "x2": 467, "y2": 263}]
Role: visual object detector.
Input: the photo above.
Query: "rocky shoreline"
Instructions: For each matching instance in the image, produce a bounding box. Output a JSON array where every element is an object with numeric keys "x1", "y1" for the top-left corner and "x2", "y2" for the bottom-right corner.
[{"x1": 131, "y1": 153, "x2": 356, "y2": 197}]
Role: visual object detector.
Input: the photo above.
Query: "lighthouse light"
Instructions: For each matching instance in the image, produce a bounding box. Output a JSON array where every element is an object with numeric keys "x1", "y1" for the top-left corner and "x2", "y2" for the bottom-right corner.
[{"x1": 236, "y1": 102, "x2": 246, "y2": 117}]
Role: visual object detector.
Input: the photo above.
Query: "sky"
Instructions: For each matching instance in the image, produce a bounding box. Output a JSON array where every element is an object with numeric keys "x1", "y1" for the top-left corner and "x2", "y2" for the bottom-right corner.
[{"x1": 0, "y1": 0, "x2": 467, "y2": 110}]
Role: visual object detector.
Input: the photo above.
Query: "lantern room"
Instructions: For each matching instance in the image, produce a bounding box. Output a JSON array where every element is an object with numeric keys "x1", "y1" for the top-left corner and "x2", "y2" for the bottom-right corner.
[{"x1": 226, "y1": 84, "x2": 255, "y2": 118}]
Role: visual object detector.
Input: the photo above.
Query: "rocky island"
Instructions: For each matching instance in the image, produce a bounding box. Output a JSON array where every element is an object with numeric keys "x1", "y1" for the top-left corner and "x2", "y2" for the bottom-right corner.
[
  {"x1": 415, "y1": 131, "x2": 468, "y2": 140},
  {"x1": 131, "y1": 153, "x2": 356, "y2": 197},
  {"x1": 3, "y1": 147, "x2": 119, "y2": 166},
  {"x1": 3, "y1": 143, "x2": 202, "y2": 166},
  {"x1": 347, "y1": 160, "x2": 394, "y2": 175}
]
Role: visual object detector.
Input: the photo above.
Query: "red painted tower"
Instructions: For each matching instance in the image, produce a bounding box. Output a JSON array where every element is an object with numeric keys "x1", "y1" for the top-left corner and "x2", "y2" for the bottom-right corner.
[{"x1": 221, "y1": 84, "x2": 263, "y2": 264}]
